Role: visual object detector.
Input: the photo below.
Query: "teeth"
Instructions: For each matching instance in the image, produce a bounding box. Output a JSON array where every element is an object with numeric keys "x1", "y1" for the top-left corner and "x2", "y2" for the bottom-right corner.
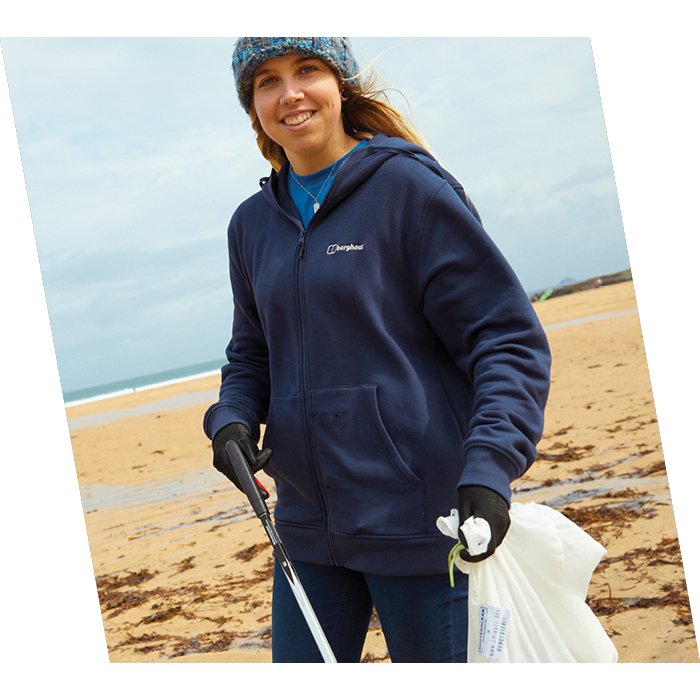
[{"x1": 284, "y1": 111, "x2": 312, "y2": 126}]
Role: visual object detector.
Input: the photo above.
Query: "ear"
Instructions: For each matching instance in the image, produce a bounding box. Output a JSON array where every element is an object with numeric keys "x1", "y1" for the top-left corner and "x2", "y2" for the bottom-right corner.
[{"x1": 340, "y1": 86, "x2": 349, "y2": 102}]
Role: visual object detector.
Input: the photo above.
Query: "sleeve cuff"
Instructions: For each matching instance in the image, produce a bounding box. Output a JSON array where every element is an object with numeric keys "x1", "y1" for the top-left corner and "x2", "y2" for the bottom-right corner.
[
  {"x1": 204, "y1": 405, "x2": 255, "y2": 442},
  {"x1": 457, "y1": 446, "x2": 520, "y2": 504}
]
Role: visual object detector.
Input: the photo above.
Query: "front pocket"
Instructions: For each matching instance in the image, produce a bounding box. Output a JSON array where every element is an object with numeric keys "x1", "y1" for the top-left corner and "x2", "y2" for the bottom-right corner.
[
  {"x1": 263, "y1": 393, "x2": 324, "y2": 527},
  {"x1": 311, "y1": 384, "x2": 426, "y2": 536}
]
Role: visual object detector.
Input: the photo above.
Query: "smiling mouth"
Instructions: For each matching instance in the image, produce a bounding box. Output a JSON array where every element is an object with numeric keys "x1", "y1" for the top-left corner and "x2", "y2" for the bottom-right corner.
[{"x1": 283, "y1": 111, "x2": 313, "y2": 126}]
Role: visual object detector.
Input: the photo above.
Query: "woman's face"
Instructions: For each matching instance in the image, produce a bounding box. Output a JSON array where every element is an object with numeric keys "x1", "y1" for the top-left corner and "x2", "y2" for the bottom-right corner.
[{"x1": 252, "y1": 53, "x2": 350, "y2": 174}]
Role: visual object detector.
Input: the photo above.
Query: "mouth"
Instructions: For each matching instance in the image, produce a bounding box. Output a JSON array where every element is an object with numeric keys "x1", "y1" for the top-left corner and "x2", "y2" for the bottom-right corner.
[{"x1": 281, "y1": 111, "x2": 314, "y2": 127}]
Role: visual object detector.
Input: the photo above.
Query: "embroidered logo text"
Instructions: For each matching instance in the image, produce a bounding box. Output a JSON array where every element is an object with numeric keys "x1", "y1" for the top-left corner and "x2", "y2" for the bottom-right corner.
[{"x1": 327, "y1": 243, "x2": 365, "y2": 255}]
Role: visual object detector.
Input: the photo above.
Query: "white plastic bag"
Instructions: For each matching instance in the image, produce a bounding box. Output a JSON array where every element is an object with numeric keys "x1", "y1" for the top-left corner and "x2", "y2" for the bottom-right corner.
[{"x1": 436, "y1": 501, "x2": 618, "y2": 663}]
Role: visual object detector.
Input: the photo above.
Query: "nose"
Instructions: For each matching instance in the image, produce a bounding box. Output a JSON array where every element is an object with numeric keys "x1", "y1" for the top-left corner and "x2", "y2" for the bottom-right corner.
[{"x1": 279, "y1": 78, "x2": 304, "y2": 105}]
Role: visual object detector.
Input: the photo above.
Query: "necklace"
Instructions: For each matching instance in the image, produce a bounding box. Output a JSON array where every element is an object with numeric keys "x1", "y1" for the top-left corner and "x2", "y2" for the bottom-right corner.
[{"x1": 289, "y1": 154, "x2": 346, "y2": 213}]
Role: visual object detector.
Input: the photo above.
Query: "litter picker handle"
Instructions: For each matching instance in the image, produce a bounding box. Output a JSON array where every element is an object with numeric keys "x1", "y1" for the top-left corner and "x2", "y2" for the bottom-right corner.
[{"x1": 225, "y1": 440, "x2": 269, "y2": 519}]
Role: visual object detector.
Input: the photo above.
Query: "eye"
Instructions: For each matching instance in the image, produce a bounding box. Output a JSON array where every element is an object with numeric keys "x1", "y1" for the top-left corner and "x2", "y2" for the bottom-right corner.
[
  {"x1": 257, "y1": 75, "x2": 277, "y2": 88},
  {"x1": 299, "y1": 63, "x2": 321, "y2": 75}
]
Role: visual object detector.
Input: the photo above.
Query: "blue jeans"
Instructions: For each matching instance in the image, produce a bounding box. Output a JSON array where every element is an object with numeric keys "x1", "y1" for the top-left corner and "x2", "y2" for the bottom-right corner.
[{"x1": 271, "y1": 559, "x2": 468, "y2": 663}]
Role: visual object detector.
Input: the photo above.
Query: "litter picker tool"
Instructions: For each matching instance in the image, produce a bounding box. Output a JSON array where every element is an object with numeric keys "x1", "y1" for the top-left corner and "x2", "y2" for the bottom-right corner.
[{"x1": 225, "y1": 440, "x2": 337, "y2": 663}]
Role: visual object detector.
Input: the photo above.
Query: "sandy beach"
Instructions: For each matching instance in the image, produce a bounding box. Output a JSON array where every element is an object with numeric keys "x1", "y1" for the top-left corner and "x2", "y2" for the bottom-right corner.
[{"x1": 66, "y1": 279, "x2": 698, "y2": 663}]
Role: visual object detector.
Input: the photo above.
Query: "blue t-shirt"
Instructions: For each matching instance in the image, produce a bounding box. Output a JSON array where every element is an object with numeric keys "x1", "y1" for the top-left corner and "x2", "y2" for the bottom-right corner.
[{"x1": 288, "y1": 140, "x2": 368, "y2": 228}]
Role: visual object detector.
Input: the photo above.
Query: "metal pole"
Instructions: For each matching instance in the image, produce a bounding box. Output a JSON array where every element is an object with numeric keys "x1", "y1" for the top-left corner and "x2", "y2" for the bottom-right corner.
[{"x1": 225, "y1": 440, "x2": 337, "y2": 663}]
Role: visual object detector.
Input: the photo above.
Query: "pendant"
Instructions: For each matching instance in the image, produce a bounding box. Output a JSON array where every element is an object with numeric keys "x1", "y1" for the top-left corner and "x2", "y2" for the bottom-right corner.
[{"x1": 313, "y1": 202, "x2": 320, "y2": 213}]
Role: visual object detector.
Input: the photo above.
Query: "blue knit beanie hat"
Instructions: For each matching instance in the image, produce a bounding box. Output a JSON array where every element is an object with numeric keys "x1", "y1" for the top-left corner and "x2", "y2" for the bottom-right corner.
[{"x1": 232, "y1": 37, "x2": 360, "y2": 113}]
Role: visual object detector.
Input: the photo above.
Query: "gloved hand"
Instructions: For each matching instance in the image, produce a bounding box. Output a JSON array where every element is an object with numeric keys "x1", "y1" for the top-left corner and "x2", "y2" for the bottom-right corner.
[
  {"x1": 212, "y1": 423, "x2": 272, "y2": 499},
  {"x1": 457, "y1": 485, "x2": 511, "y2": 562}
]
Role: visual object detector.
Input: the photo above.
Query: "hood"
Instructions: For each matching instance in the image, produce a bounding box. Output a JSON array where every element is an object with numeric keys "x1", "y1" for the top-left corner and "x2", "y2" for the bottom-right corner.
[{"x1": 259, "y1": 134, "x2": 482, "y2": 225}]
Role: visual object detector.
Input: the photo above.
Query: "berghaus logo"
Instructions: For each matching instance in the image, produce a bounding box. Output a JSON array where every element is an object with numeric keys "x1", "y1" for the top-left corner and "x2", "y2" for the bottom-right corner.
[{"x1": 327, "y1": 243, "x2": 364, "y2": 255}]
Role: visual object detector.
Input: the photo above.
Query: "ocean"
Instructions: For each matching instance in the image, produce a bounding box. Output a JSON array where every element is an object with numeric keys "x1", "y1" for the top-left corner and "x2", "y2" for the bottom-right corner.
[{"x1": 63, "y1": 359, "x2": 224, "y2": 407}]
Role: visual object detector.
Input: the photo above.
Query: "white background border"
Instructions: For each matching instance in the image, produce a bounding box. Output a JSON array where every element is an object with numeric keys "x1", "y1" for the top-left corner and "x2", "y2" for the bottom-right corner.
[{"x1": 2, "y1": 1, "x2": 698, "y2": 694}]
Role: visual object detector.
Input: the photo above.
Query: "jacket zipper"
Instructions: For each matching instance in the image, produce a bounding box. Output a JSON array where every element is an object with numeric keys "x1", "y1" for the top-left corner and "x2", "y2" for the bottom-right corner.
[
  {"x1": 267, "y1": 171, "x2": 349, "y2": 566},
  {"x1": 270, "y1": 199, "x2": 339, "y2": 565},
  {"x1": 295, "y1": 224, "x2": 341, "y2": 565}
]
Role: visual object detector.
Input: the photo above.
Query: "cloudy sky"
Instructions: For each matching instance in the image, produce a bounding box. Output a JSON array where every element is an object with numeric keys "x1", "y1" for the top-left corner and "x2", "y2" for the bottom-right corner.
[{"x1": 2, "y1": 36, "x2": 629, "y2": 394}]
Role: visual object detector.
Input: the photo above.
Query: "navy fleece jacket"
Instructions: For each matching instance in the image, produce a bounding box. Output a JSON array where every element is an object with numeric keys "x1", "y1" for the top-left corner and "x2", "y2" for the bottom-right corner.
[{"x1": 204, "y1": 134, "x2": 551, "y2": 576}]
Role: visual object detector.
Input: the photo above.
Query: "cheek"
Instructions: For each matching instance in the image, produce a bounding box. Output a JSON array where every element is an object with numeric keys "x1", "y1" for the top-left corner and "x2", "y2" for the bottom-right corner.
[
  {"x1": 318, "y1": 90, "x2": 343, "y2": 120},
  {"x1": 326, "y1": 85, "x2": 343, "y2": 109},
  {"x1": 310, "y1": 77, "x2": 342, "y2": 110},
  {"x1": 252, "y1": 95, "x2": 277, "y2": 131}
]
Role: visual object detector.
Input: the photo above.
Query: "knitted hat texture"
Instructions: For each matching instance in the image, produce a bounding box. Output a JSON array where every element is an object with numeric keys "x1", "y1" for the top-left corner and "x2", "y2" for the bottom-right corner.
[{"x1": 232, "y1": 37, "x2": 359, "y2": 112}]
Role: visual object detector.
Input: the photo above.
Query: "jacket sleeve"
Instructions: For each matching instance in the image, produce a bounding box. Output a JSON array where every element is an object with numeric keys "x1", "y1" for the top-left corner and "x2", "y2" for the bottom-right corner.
[
  {"x1": 203, "y1": 214, "x2": 270, "y2": 443},
  {"x1": 414, "y1": 180, "x2": 551, "y2": 502}
]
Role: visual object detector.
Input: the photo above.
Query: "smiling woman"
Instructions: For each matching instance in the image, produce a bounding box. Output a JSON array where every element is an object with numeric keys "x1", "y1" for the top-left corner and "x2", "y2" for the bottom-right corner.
[
  {"x1": 250, "y1": 54, "x2": 356, "y2": 175},
  {"x1": 203, "y1": 36, "x2": 552, "y2": 664}
]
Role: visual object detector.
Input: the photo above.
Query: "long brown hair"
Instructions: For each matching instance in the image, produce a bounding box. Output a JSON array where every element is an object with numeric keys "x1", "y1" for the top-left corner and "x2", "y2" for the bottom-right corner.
[{"x1": 249, "y1": 65, "x2": 432, "y2": 172}]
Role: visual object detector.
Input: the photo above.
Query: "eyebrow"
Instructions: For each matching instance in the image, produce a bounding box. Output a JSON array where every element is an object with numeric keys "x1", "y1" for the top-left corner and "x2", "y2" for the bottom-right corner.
[{"x1": 254, "y1": 56, "x2": 320, "y2": 78}]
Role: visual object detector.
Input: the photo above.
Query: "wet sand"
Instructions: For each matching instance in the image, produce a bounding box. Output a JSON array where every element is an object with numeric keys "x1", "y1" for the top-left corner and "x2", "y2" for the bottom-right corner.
[{"x1": 67, "y1": 280, "x2": 698, "y2": 663}]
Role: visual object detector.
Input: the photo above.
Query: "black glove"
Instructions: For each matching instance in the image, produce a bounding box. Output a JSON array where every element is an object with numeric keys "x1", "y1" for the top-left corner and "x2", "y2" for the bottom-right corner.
[
  {"x1": 457, "y1": 485, "x2": 511, "y2": 562},
  {"x1": 212, "y1": 423, "x2": 272, "y2": 499}
]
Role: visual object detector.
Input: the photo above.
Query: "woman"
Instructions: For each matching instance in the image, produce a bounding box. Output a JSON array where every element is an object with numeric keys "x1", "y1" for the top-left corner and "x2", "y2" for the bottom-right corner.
[{"x1": 203, "y1": 37, "x2": 551, "y2": 663}]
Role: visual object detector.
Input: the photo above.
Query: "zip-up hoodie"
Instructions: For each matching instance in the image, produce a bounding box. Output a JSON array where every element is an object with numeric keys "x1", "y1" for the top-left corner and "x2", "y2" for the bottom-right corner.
[{"x1": 204, "y1": 134, "x2": 551, "y2": 576}]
